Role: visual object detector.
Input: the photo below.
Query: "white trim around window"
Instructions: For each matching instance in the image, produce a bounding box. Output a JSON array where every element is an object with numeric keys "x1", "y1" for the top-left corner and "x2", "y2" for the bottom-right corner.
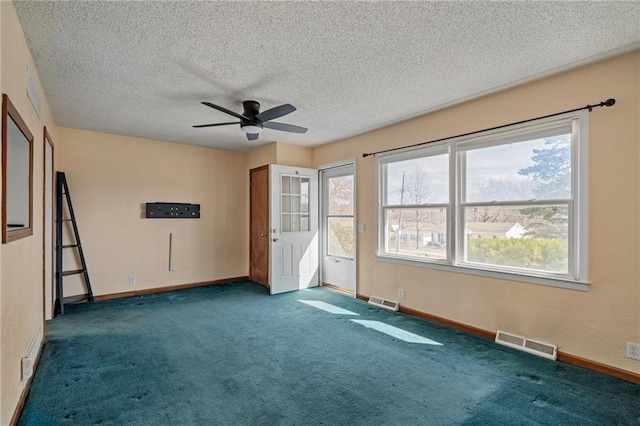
[{"x1": 375, "y1": 111, "x2": 589, "y2": 291}]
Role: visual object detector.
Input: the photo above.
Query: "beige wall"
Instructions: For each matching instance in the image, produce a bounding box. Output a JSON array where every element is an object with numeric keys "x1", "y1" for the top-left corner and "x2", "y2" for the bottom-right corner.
[
  {"x1": 56, "y1": 128, "x2": 249, "y2": 297},
  {"x1": 247, "y1": 141, "x2": 312, "y2": 170},
  {"x1": 275, "y1": 142, "x2": 312, "y2": 168},
  {"x1": 247, "y1": 142, "x2": 277, "y2": 170},
  {"x1": 0, "y1": 1, "x2": 57, "y2": 423},
  {"x1": 313, "y1": 52, "x2": 640, "y2": 375}
]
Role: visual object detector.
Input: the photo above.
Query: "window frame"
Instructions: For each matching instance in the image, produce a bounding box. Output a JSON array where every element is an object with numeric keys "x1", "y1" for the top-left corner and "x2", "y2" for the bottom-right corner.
[
  {"x1": 280, "y1": 174, "x2": 310, "y2": 233},
  {"x1": 323, "y1": 166, "x2": 355, "y2": 260},
  {"x1": 376, "y1": 111, "x2": 588, "y2": 291},
  {"x1": 377, "y1": 144, "x2": 453, "y2": 264}
]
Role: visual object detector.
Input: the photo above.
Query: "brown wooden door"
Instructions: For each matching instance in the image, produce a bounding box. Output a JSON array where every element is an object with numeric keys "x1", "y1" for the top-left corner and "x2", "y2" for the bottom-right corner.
[{"x1": 250, "y1": 166, "x2": 269, "y2": 287}]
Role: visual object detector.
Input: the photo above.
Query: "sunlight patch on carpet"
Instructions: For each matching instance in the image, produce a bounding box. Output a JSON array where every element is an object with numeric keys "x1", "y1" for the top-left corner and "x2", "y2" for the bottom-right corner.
[
  {"x1": 298, "y1": 300, "x2": 360, "y2": 315},
  {"x1": 351, "y1": 320, "x2": 443, "y2": 345}
]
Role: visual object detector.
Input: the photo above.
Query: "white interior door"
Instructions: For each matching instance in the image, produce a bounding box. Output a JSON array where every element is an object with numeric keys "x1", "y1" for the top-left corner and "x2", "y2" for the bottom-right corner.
[
  {"x1": 321, "y1": 164, "x2": 356, "y2": 294},
  {"x1": 269, "y1": 164, "x2": 319, "y2": 295}
]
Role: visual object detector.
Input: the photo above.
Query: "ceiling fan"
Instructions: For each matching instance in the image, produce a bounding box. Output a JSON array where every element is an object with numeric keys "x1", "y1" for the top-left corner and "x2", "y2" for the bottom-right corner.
[{"x1": 193, "y1": 100, "x2": 308, "y2": 141}]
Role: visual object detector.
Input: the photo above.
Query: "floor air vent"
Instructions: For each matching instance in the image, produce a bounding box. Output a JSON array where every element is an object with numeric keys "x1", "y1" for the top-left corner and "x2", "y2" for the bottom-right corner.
[
  {"x1": 495, "y1": 330, "x2": 557, "y2": 360},
  {"x1": 368, "y1": 296, "x2": 399, "y2": 312}
]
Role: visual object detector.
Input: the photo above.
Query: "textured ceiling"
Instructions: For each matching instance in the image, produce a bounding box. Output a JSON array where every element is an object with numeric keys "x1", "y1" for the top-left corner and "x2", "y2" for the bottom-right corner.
[{"x1": 13, "y1": 1, "x2": 640, "y2": 152}]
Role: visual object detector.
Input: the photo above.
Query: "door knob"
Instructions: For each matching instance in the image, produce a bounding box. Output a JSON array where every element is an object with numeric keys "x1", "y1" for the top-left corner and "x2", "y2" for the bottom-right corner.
[
  {"x1": 260, "y1": 233, "x2": 267, "y2": 237},
  {"x1": 272, "y1": 238, "x2": 279, "y2": 242}
]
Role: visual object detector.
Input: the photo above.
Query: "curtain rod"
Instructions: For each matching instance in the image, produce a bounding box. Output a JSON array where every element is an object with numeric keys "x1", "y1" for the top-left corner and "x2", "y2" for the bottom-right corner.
[{"x1": 362, "y1": 98, "x2": 616, "y2": 158}]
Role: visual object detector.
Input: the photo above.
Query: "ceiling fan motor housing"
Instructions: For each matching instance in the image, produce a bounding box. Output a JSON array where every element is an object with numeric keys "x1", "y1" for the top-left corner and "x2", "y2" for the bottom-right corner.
[
  {"x1": 243, "y1": 100, "x2": 261, "y2": 117},
  {"x1": 241, "y1": 100, "x2": 263, "y2": 132}
]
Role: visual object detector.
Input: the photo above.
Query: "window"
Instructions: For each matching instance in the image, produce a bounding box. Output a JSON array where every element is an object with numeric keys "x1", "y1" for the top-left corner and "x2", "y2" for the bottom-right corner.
[
  {"x1": 326, "y1": 173, "x2": 354, "y2": 258},
  {"x1": 377, "y1": 112, "x2": 588, "y2": 287},
  {"x1": 380, "y1": 149, "x2": 449, "y2": 261},
  {"x1": 281, "y1": 175, "x2": 310, "y2": 232}
]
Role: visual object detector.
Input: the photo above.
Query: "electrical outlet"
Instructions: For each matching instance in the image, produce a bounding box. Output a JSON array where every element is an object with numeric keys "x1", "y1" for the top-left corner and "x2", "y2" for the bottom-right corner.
[
  {"x1": 129, "y1": 276, "x2": 136, "y2": 285},
  {"x1": 398, "y1": 289, "x2": 405, "y2": 299},
  {"x1": 627, "y1": 342, "x2": 640, "y2": 360},
  {"x1": 21, "y1": 357, "x2": 33, "y2": 381}
]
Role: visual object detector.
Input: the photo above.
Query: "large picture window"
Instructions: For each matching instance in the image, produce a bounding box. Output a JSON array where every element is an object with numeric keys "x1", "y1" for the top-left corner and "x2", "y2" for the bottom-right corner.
[{"x1": 377, "y1": 113, "x2": 588, "y2": 288}]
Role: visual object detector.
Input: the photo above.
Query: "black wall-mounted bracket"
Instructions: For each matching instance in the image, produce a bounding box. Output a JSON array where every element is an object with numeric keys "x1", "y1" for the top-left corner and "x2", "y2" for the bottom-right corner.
[{"x1": 145, "y1": 203, "x2": 200, "y2": 219}]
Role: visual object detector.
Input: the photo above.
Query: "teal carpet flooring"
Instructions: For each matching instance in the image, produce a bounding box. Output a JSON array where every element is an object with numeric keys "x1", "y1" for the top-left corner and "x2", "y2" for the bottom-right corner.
[{"x1": 19, "y1": 281, "x2": 640, "y2": 425}]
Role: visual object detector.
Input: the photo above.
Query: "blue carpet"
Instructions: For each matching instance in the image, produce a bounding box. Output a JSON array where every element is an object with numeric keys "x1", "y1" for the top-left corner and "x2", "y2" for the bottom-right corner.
[{"x1": 19, "y1": 281, "x2": 640, "y2": 425}]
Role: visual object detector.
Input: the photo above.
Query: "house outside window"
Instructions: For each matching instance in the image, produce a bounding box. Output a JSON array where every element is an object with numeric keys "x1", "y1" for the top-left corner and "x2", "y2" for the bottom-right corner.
[{"x1": 377, "y1": 111, "x2": 588, "y2": 289}]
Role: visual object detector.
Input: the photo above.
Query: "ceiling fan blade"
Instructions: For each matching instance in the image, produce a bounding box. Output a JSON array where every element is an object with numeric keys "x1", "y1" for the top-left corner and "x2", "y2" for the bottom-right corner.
[
  {"x1": 192, "y1": 122, "x2": 240, "y2": 128},
  {"x1": 246, "y1": 133, "x2": 259, "y2": 141},
  {"x1": 255, "y1": 104, "x2": 296, "y2": 122},
  {"x1": 263, "y1": 121, "x2": 308, "y2": 134},
  {"x1": 201, "y1": 102, "x2": 247, "y2": 120}
]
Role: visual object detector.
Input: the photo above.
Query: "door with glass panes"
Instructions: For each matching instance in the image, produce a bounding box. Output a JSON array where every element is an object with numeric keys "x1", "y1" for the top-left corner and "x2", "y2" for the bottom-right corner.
[
  {"x1": 269, "y1": 165, "x2": 319, "y2": 295},
  {"x1": 320, "y1": 164, "x2": 356, "y2": 294}
]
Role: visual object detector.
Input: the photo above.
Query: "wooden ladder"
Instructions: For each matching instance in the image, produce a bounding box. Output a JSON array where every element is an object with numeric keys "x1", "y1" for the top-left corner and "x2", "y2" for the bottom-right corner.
[{"x1": 55, "y1": 172, "x2": 94, "y2": 315}]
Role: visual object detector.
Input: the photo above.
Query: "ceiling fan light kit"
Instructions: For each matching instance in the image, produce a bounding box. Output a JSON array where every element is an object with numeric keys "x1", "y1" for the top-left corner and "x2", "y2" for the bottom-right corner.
[
  {"x1": 241, "y1": 124, "x2": 262, "y2": 134},
  {"x1": 194, "y1": 100, "x2": 307, "y2": 141}
]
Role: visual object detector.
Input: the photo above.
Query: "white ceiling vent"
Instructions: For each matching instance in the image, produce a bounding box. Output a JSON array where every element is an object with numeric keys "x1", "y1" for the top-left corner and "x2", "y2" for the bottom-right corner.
[
  {"x1": 495, "y1": 330, "x2": 557, "y2": 360},
  {"x1": 368, "y1": 296, "x2": 399, "y2": 312}
]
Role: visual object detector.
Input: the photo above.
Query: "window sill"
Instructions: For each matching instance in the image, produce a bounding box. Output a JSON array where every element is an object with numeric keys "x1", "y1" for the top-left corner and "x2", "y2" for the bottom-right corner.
[{"x1": 375, "y1": 254, "x2": 589, "y2": 291}]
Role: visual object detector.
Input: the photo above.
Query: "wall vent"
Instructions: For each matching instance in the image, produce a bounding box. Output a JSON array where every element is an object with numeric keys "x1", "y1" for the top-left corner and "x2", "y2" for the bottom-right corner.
[
  {"x1": 495, "y1": 330, "x2": 557, "y2": 360},
  {"x1": 368, "y1": 296, "x2": 399, "y2": 312}
]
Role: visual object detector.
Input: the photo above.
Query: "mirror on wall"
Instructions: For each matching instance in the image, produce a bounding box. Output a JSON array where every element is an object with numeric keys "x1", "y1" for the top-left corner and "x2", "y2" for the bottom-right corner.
[{"x1": 2, "y1": 94, "x2": 34, "y2": 243}]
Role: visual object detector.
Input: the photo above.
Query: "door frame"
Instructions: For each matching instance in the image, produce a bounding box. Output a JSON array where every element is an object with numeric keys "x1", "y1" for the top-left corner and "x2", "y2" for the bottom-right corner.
[
  {"x1": 249, "y1": 165, "x2": 269, "y2": 287},
  {"x1": 319, "y1": 159, "x2": 357, "y2": 296},
  {"x1": 43, "y1": 127, "x2": 54, "y2": 320}
]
